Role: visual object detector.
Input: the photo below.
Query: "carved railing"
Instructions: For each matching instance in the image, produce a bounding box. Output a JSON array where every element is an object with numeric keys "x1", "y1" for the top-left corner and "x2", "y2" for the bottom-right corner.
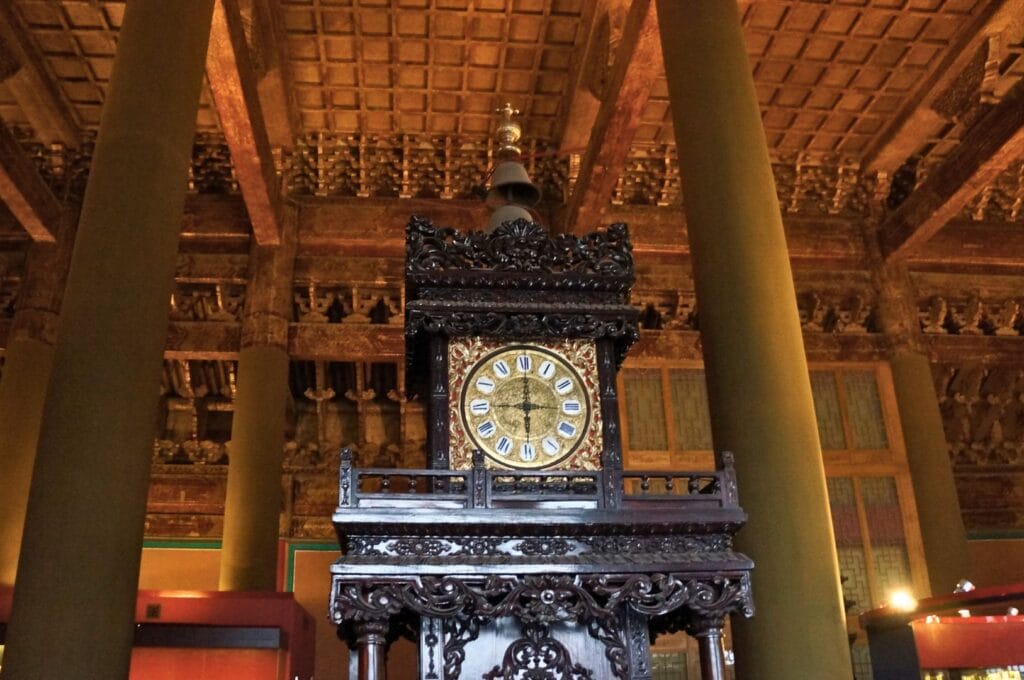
[
  {"x1": 618, "y1": 469, "x2": 732, "y2": 510},
  {"x1": 336, "y1": 448, "x2": 739, "y2": 512}
]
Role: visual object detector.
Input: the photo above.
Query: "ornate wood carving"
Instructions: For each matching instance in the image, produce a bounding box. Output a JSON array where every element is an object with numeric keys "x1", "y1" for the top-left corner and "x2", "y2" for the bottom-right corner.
[
  {"x1": 406, "y1": 217, "x2": 634, "y2": 290},
  {"x1": 484, "y1": 622, "x2": 595, "y2": 680},
  {"x1": 329, "y1": 572, "x2": 752, "y2": 680}
]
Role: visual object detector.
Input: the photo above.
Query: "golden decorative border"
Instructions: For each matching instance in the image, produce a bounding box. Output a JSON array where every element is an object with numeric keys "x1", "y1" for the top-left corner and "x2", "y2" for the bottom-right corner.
[{"x1": 448, "y1": 337, "x2": 603, "y2": 470}]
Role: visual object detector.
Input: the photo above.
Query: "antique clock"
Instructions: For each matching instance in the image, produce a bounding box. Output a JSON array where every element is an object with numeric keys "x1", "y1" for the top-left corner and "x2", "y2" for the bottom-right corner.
[
  {"x1": 328, "y1": 216, "x2": 754, "y2": 680},
  {"x1": 402, "y1": 217, "x2": 636, "y2": 480}
]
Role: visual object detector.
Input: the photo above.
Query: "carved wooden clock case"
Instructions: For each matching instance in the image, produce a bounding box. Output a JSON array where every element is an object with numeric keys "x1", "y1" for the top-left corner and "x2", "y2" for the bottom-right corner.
[{"x1": 328, "y1": 217, "x2": 754, "y2": 680}]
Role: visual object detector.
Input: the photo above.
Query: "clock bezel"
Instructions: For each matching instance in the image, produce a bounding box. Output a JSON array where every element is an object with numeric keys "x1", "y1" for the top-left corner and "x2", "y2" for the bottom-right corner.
[
  {"x1": 459, "y1": 344, "x2": 591, "y2": 469},
  {"x1": 448, "y1": 337, "x2": 604, "y2": 471}
]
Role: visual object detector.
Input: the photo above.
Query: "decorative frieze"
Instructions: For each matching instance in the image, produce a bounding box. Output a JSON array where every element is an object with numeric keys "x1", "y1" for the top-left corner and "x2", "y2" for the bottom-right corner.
[
  {"x1": 169, "y1": 282, "x2": 245, "y2": 322},
  {"x1": 152, "y1": 438, "x2": 229, "y2": 465},
  {"x1": 938, "y1": 362, "x2": 1024, "y2": 533},
  {"x1": 937, "y1": 363, "x2": 1024, "y2": 468},
  {"x1": 631, "y1": 287, "x2": 879, "y2": 334},
  {"x1": 279, "y1": 133, "x2": 567, "y2": 203},
  {"x1": 773, "y1": 153, "x2": 873, "y2": 218},
  {"x1": 919, "y1": 295, "x2": 1024, "y2": 336},
  {"x1": 293, "y1": 281, "x2": 403, "y2": 324},
  {"x1": 963, "y1": 161, "x2": 1024, "y2": 223},
  {"x1": 800, "y1": 292, "x2": 876, "y2": 334},
  {"x1": 11, "y1": 127, "x2": 900, "y2": 223},
  {"x1": 13, "y1": 127, "x2": 1024, "y2": 230}
]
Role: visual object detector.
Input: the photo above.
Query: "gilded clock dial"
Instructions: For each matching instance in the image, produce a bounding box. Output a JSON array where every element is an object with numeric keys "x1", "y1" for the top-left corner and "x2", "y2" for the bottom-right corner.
[{"x1": 460, "y1": 345, "x2": 590, "y2": 469}]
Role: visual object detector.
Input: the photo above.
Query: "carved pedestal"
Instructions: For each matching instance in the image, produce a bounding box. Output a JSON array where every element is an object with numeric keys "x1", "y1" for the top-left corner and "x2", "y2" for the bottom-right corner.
[{"x1": 329, "y1": 451, "x2": 754, "y2": 680}]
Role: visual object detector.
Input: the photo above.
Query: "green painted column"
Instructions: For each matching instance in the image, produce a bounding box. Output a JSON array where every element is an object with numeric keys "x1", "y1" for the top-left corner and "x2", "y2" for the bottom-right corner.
[
  {"x1": 875, "y1": 259, "x2": 969, "y2": 595},
  {"x1": 0, "y1": 338, "x2": 53, "y2": 585},
  {"x1": 654, "y1": 2, "x2": 853, "y2": 677},
  {"x1": 1, "y1": 3, "x2": 213, "y2": 678},
  {"x1": 0, "y1": 212, "x2": 76, "y2": 586},
  {"x1": 219, "y1": 205, "x2": 297, "y2": 591}
]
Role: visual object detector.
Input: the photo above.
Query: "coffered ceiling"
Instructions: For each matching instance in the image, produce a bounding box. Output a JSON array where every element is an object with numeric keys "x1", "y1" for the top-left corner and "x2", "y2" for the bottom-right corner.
[{"x1": 0, "y1": 0, "x2": 1022, "y2": 262}]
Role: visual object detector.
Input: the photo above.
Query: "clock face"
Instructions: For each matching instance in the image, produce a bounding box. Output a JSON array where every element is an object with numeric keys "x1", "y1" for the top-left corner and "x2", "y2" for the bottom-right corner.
[{"x1": 459, "y1": 345, "x2": 591, "y2": 469}]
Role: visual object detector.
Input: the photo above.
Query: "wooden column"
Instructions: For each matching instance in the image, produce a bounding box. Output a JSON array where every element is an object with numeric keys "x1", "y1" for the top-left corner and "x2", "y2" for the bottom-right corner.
[
  {"x1": 654, "y1": 1, "x2": 853, "y2": 677},
  {"x1": 1, "y1": 3, "x2": 214, "y2": 678},
  {"x1": 875, "y1": 258, "x2": 970, "y2": 595},
  {"x1": 0, "y1": 209, "x2": 75, "y2": 586},
  {"x1": 354, "y1": 621, "x2": 389, "y2": 680},
  {"x1": 218, "y1": 204, "x2": 297, "y2": 591}
]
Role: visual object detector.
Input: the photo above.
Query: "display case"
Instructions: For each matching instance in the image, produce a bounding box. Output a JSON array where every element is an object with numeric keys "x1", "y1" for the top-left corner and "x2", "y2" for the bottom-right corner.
[
  {"x1": 0, "y1": 587, "x2": 315, "y2": 680},
  {"x1": 861, "y1": 583, "x2": 1024, "y2": 680}
]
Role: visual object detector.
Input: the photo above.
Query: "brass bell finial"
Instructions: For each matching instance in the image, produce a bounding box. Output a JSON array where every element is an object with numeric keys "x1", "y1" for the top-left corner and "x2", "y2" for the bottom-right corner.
[
  {"x1": 495, "y1": 102, "x2": 523, "y2": 160},
  {"x1": 486, "y1": 102, "x2": 541, "y2": 232}
]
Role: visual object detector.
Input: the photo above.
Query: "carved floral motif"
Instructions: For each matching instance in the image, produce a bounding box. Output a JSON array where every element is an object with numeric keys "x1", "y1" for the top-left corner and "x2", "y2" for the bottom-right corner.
[
  {"x1": 484, "y1": 623, "x2": 595, "y2": 680},
  {"x1": 405, "y1": 217, "x2": 634, "y2": 289}
]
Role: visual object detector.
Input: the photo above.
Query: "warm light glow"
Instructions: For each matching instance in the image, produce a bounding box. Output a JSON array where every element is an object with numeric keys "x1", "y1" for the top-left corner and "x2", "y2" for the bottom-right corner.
[
  {"x1": 924, "y1": 614, "x2": 941, "y2": 624},
  {"x1": 888, "y1": 589, "x2": 918, "y2": 612}
]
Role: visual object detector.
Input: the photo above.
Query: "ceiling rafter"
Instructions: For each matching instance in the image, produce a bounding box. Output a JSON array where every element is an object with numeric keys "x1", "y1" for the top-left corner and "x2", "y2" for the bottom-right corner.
[
  {"x1": 864, "y1": 0, "x2": 1015, "y2": 175},
  {"x1": 247, "y1": 0, "x2": 301, "y2": 148},
  {"x1": 206, "y1": 0, "x2": 281, "y2": 246},
  {"x1": 0, "y1": 118, "x2": 62, "y2": 243},
  {"x1": 880, "y1": 82, "x2": 1024, "y2": 262},
  {"x1": 560, "y1": 0, "x2": 660, "y2": 235},
  {"x1": 0, "y1": 4, "x2": 79, "y2": 146},
  {"x1": 554, "y1": 0, "x2": 608, "y2": 153}
]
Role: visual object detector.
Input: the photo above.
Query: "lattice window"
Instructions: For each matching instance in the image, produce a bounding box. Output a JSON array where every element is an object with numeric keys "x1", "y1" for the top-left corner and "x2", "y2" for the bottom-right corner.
[
  {"x1": 620, "y1": 364, "x2": 900, "y2": 457},
  {"x1": 669, "y1": 368, "x2": 713, "y2": 451},
  {"x1": 618, "y1": 361, "x2": 928, "y2": 608},
  {"x1": 812, "y1": 371, "x2": 847, "y2": 449},
  {"x1": 622, "y1": 368, "x2": 668, "y2": 451},
  {"x1": 844, "y1": 371, "x2": 889, "y2": 449},
  {"x1": 851, "y1": 642, "x2": 874, "y2": 680},
  {"x1": 828, "y1": 475, "x2": 915, "y2": 612},
  {"x1": 862, "y1": 476, "x2": 913, "y2": 597}
]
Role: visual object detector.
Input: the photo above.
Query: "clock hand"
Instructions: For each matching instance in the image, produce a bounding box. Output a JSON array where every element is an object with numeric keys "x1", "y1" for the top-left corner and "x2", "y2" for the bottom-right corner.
[{"x1": 522, "y1": 376, "x2": 532, "y2": 440}]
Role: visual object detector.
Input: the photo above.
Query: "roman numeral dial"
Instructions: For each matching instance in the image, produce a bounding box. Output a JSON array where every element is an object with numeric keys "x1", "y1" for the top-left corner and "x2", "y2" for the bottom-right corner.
[{"x1": 459, "y1": 345, "x2": 591, "y2": 469}]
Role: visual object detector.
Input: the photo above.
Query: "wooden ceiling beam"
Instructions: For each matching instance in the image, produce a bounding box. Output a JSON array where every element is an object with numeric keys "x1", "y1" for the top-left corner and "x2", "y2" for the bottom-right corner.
[
  {"x1": 0, "y1": 119, "x2": 61, "y2": 242},
  {"x1": 161, "y1": 321, "x2": 406, "y2": 362},
  {"x1": 560, "y1": 0, "x2": 661, "y2": 235},
  {"x1": 556, "y1": 0, "x2": 618, "y2": 154},
  {"x1": 909, "y1": 219, "x2": 1024, "y2": 275},
  {"x1": 246, "y1": 0, "x2": 301, "y2": 148},
  {"x1": 879, "y1": 84, "x2": 1024, "y2": 262},
  {"x1": 206, "y1": 0, "x2": 281, "y2": 246},
  {"x1": 864, "y1": 0, "x2": 1014, "y2": 175},
  {"x1": 0, "y1": 5, "x2": 79, "y2": 146}
]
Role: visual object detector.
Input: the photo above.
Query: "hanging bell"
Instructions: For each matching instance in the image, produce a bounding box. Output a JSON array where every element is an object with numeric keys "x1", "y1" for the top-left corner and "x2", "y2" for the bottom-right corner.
[
  {"x1": 485, "y1": 160, "x2": 541, "y2": 209},
  {"x1": 486, "y1": 204, "x2": 534, "y2": 232}
]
